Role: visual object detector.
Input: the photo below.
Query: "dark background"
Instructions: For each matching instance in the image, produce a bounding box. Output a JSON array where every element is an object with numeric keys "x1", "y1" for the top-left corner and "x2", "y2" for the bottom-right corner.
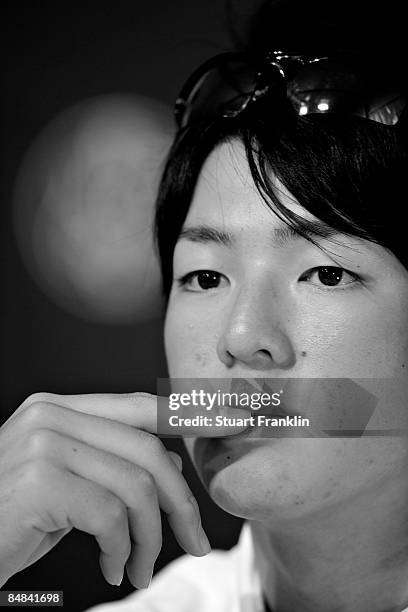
[
  {"x1": 2, "y1": 2, "x2": 252, "y2": 610},
  {"x1": 2, "y1": 1, "x2": 407, "y2": 610}
]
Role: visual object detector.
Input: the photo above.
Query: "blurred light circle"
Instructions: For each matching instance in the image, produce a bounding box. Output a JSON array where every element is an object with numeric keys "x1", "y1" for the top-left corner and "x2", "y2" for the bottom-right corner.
[{"x1": 13, "y1": 94, "x2": 174, "y2": 324}]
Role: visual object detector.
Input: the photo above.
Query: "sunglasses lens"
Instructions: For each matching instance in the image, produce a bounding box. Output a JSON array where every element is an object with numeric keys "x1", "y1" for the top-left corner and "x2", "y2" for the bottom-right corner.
[
  {"x1": 176, "y1": 58, "x2": 259, "y2": 127},
  {"x1": 287, "y1": 60, "x2": 405, "y2": 125},
  {"x1": 175, "y1": 54, "x2": 407, "y2": 129}
]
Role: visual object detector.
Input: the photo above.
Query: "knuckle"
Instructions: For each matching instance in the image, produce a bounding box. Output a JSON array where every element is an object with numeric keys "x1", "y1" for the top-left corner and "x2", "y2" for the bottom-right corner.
[
  {"x1": 104, "y1": 497, "x2": 127, "y2": 527},
  {"x1": 23, "y1": 401, "x2": 53, "y2": 428},
  {"x1": 26, "y1": 428, "x2": 56, "y2": 458},
  {"x1": 134, "y1": 467, "x2": 156, "y2": 496},
  {"x1": 181, "y1": 494, "x2": 200, "y2": 521},
  {"x1": 138, "y1": 431, "x2": 165, "y2": 457},
  {"x1": 24, "y1": 392, "x2": 54, "y2": 409}
]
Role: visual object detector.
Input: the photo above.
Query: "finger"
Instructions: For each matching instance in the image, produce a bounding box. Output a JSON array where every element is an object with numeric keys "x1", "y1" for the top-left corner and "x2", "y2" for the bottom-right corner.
[
  {"x1": 16, "y1": 407, "x2": 208, "y2": 556},
  {"x1": 16, "y1": 392, "x2": 250, "y2": 437},
  {"x1": 20, "y1": 462, "x2": 131, "y2": 586},
  {"x1": 33, "y1": 429, "x2": 162, "y2": 588}
]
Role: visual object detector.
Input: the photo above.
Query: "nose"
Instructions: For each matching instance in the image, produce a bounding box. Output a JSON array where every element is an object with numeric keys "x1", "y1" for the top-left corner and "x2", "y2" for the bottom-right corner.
[{"x1": 216, "y1": 285, "x2": 296, "y2": 371}]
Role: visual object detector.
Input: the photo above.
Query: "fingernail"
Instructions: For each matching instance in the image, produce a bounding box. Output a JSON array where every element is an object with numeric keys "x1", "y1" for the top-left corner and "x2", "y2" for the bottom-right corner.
[
  {"x1": 108, "y1": 571, "x2": 123, "y2": 586},
  {"x1": 197, "y1": 524, "x2": 211, "y2": 555},
  {"x1": 135, "y1": 567, "x2": 153, "y2": 589},
  {"x1": 188, "y1": 495, "x2": 211, "y2": 555}
]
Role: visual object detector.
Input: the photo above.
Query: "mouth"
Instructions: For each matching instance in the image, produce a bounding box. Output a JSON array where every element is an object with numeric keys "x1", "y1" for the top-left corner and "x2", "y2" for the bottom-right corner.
[
  {"x1": 192, "y1": 405, "x2": 304, "y2": 484},
  {"x1": 192, "y1": 414, "x2": 288, "y2": 484}
]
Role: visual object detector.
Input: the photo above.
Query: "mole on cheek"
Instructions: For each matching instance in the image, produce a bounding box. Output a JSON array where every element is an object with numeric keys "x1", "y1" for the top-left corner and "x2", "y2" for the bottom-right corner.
[{"x1": 301, "y1": 351, "x2": 307, "y2": 357}]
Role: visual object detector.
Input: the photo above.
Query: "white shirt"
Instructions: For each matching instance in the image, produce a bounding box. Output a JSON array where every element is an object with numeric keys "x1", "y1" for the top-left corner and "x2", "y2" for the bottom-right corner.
[
  {"x1": 86, "y1": 523, "x2": 408, "y2": 612},
  {"x1": 86, "y1": 523, "x2": 263, "y2": 612}
]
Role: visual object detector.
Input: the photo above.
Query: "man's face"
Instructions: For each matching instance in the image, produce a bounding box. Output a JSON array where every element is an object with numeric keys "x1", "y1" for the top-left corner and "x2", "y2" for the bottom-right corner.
[{"x1": 164, "y1": 141, "x2": 408, "y2": 521}]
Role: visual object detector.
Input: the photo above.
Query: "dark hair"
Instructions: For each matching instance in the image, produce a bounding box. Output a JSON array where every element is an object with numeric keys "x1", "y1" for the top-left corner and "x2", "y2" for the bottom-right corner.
[
  {"x1": 155, "y1": 0, "x2": 408, "y2": 295},
  {"x1": 155, "y1": 92, "x2": 407, "y2": 295}
]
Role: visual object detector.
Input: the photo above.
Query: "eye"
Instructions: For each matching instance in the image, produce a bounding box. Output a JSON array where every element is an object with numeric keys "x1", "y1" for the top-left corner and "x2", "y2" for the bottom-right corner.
[
  {"x1": 299, "y1": 266, "x2": 360, "y2": 288},
  {"x1": 177, "y1": 270, "x2": 228, "y2": 292}
]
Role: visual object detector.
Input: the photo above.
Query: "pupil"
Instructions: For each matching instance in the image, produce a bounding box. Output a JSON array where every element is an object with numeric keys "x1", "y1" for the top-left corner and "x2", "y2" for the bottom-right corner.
[
  {"x1": 198, "y1": 271, "x2": 219, "y2": 289},
  {"x1": 318, "y1": 267, "x2": 342, "y2": 286}
]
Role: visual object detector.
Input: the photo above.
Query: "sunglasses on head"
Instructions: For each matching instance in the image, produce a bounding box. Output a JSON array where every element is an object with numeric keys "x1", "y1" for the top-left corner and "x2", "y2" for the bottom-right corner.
[{"x1": 174, "y1": 50, "x2": 407, "y2": 130}]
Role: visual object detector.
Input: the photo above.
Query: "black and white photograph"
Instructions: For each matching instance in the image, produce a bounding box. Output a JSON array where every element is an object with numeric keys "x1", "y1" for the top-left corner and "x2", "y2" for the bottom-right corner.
[{"x1": 2, "y1": 1, "x2": 408, "y2": 610}]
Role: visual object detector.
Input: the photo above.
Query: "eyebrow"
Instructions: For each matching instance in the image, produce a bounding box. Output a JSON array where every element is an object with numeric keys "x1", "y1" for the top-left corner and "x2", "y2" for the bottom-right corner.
[{"x1": 178, "y1": 221, "x2": 339, "y2": 248}]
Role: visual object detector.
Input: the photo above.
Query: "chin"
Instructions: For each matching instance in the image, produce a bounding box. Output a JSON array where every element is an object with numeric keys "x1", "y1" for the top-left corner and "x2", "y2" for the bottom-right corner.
[
  {"x1": 191, "y1": 437, "x2": 351, "y2": 522},
  {"x1": 205, "y1": 464, "x2": 314, "y2": 522},
  {"x1": 207, "y1": 468, "x2": 272, "y2": 520},
  {"x1": 195, "y1": 448, "x2": 316, "y2": 522}
]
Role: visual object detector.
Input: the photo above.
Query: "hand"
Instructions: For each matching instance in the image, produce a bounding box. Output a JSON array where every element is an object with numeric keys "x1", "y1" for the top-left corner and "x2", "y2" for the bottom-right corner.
[{"x1": 0, "y1": 391, "x2": 234, "y2": 589}]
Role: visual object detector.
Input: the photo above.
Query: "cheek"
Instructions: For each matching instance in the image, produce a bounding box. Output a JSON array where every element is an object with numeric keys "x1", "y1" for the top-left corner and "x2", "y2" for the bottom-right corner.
[
  {"x1": 164, "y1": 300, "x2": 221, "y2": 377},
  {"x1": 299, "y1": 301, "x2": 408, "y2": 377}
]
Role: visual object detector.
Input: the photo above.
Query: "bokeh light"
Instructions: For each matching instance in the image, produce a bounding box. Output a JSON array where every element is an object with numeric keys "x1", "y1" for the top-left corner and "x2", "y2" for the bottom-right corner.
[{"x1": 13, "y1": 94, "x2": 174, "y2": 324}]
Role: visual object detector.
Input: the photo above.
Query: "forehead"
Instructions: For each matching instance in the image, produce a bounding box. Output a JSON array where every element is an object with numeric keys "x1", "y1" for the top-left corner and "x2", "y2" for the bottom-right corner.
[{"x1": 184, "y1": 139, "x2": 309, "y2": 230}]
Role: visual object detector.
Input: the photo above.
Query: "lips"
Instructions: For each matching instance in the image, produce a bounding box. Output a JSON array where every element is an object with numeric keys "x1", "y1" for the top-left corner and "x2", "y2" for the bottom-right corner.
[
  {"x1": 192, "y1": 379, "x2": 310, "y2": 473},
  {"x1": 192, "y1": 409, "x2": 295, "y2": 485},
  {"x1": 193, "y1": 413, "x2": 287, "y2": 487}
]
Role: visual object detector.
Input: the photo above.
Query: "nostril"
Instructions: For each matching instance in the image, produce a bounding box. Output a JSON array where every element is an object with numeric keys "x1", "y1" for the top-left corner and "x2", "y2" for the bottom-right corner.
[
  {"x1": 224, "y1": 350, "x2": 235, "y2": 367},
  {"x1": 254, "y1": 344, "x2": 296, "y2": 370},
  {"x1": 253, "y1": 349, "x2": 274, "y2": 367}
]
